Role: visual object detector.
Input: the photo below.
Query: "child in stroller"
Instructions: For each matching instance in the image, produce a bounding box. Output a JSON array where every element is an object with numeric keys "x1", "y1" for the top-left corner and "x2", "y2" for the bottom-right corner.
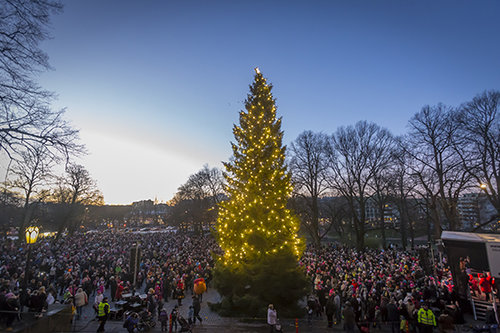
[{"x1": 177, "y1": 314, "x2": 192, "y2": 332}]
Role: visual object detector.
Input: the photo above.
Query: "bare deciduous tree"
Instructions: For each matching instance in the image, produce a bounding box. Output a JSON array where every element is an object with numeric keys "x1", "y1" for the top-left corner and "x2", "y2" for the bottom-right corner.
[
  {"x1": 170, "y1": 165, "x2": 225, "y2": 234},
  {"x1": 456, "y1": 90, "x2": 500, "y2": 229},
  {"x1": 327, "y1": 121, "x2": 393, "y2": 249},
  {"x1": 176, "y1": 165, "x2": 225, "y2": 205},
  {"x1": 50, "y1": 164, "x2": 103, "y2": 235},
  {"x1": 0, "y1": 0, "x2": 83, "y2": 160},
  {"x1": 389, "y1": 141, "x2": 419, "y2": 249},
  {"x1": 321, "y1": 196, "x2": 349, "y2": 240},
  {"x1": 367, "y1": 129, "x2": 396, "y2": 249},
  {"x1": 289, "y1": 131, "x2": 331, "y2": 247},
  {"x1": 8, "y1": 144, "x2": 54, "y2": 234},
  {"x1": 0, "y1": 186, "x2": 21, "y2": 225},
  {"x1": 405, "y1": 104, "x2": 470, "y2": 235}
]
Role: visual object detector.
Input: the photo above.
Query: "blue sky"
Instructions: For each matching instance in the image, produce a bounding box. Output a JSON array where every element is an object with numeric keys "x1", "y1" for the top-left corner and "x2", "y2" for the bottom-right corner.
[{"x1": 36, "y1": 0, "x2": 500, "y2": 204}]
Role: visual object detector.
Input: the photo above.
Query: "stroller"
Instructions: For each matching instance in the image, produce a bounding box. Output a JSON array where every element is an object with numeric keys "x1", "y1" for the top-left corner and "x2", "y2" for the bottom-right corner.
[
  {"x1": 275, "y1": 318, "x2": 283, "y2": 332},
  {"x1": 137, "y1": 310, "x2": 156, "y2": 331},
  {"x1": 178, "y1": 314, "x2": 192, "y2": 332}
]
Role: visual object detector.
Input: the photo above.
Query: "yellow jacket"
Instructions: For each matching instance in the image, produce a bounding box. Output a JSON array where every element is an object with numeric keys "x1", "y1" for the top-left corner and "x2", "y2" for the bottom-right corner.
[{"x1": 417, "y1": 308, "x2": 436, "y2": 326}]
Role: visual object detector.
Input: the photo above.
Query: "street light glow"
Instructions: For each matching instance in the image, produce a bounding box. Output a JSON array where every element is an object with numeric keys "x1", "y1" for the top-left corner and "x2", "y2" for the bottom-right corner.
[{"x1": 25, "y1": 226, "x2": 40, "y2": 244}]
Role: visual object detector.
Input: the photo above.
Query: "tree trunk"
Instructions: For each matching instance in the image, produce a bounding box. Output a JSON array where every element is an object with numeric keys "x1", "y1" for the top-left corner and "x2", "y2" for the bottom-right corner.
[
  {"x1": 380, "y1": 217, "x2": 386, "y2": 249},
  {"x1": 439, "y1": 197, "x2": 459, "y2": 231},
  {"x1": 356, "y1": 212, "x2": 366, "y2": 250},
  {"x1": 428, "y1": 198, "x2": 442, "y2": 239},
  {"x1": 17, "y1": 189, "x2": 33, "y2": 245},
  {"x1": 18, "y1": 209, "x2": 29, "y2": 245},
  {"x1": 399, "y1": 200, "x2": 408, "y2": 251},
  {"x1": 311, "y1": 196, "x2": 321, "y2": 247},
  {"x1": 311, "y1": 231, "x2": 321, "y2": 248},
  {"x1": 356, "y1": 198, "x2": 366, "y2": 250},
  {"x1": 356, "y1": 226, "x2": 365, "y2": 250},
  {"x1": 409, "y1": 219, "x2": 415, "y2": 249},
  {"x1": 378, "y1": 202, "x2": 386, "y2": 250}
]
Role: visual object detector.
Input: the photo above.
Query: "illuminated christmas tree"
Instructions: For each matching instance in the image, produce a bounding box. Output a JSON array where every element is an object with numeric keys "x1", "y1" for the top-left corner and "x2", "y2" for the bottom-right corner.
[{"x1": 213, "y1": 68, "x2": 307, "y2": 316}]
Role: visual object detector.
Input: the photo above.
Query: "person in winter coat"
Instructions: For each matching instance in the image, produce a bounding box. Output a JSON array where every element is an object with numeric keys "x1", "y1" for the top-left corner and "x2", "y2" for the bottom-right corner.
[
  {"x1": 74, "y1": 288, "x2": 88, "y2": 320},
  {"x1": 46, "y1": 291, "x2": 55, "y2": 305},
  {"x1": 169, "y1": 305, "x2": 178, "y2": 332},
  {"x1": 400, "y1": 315, "x2": 410, "y2": 333},
  {"x1": 192, "y1": 295, "x2": 203, "y2": 324},
  {"x1": 334, "y1": 292, "x2": 342, "y2": 324},
  {"x1": 187, "y1": 306, "x2": 194, "y2": 325},
  {"x1": 115, "y1": 281, "x2": 124, "y2": 301},
  {"x1": 146, "y1": 289, "x2": 157, "y2": 319},
  {"x1": 325, "y1": 296, "x2": 336, "y2": 328},
  {"x1": 29, "y1": 289, "x2": 47, "y2": 315},
  {"x1": 97, "y1": 297, "x2": 110, "y2": 332},
  {"x1": 343, "y1": 301, "x2": 356, "y2": 333},
  {"x1": 3, "y1": 292, "x2": 20, "y2": 331},
  {"x1": 437, "y1": 309, "x2": 455, "y2": 333},
  {"x1": 109, "y1": 276, "x2": 117, "y2": 302},
  {"x1": 417, "y1": 303, "x2": 436, "y2": 333},
  {"x1": 480, "y1": 272, "x2": 493, "y2": 302},
  {"x1": 97, "y1": 277, "x2": 105, "y2": 296},
  {"x1": 267, "y1": 304, "x2": 277, "y2": 332},
  {"x1": 387, "y1": 299, "x2": 400, "y2": 333},
  {"x1": 374, "y1": 306, "x2": 382, "y2": 331},
  {"x1": 159, "y1": 307, "x2": 168, "y2": 332},
  {"x1": 94, "y1": 290, "x2": 103, "y2": 317},
  {"x1": 176, "y1": 278, "x2": 185, "y2": 306}
]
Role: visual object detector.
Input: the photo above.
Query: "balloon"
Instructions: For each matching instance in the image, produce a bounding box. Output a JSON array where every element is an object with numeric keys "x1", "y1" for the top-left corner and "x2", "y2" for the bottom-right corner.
[{"x1": 194, "y1": 278, "x2": 206, "y2": 295}]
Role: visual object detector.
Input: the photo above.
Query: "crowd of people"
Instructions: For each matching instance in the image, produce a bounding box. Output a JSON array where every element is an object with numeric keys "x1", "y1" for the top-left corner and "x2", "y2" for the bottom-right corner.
[
  {"x1": 0, "y1": 230, "x2": 498, "y2": 332},
  {"x1": 0, "y1": 230, "x2": 217, "y2": 331},
  {"x1": 461, "y1": 256, "x2": 497, "y2": 304},
  {"x1": 299, "y1": 244, "x2": 498, "y2": 332}
]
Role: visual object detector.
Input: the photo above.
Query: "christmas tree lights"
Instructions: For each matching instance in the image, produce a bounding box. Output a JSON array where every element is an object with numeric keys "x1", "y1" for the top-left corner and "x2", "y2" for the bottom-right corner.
[
  {"x1": 217, "y1": 68, "x2": 303, "y2": 266},
  {"x1": 212, "y1": 68, "x2": 307, "y2": 316}
]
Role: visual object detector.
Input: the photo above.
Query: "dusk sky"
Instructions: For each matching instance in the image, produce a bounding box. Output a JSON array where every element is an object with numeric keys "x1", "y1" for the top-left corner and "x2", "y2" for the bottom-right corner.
[{"x1": 31, "y1": 0, "x2": 500, "y2": 205}]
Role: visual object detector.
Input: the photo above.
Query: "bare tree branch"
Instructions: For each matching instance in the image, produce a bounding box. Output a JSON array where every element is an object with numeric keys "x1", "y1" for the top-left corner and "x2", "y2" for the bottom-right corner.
[
  {"x1": 289, "y1": 131, "x2": 330, "y2": 246},
  {"x1": 0, "y1": 0, "x2": 84, "y2": 162}
]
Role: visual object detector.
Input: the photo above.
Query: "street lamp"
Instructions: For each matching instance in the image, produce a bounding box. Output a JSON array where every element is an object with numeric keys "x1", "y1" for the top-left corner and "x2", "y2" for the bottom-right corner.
[
  {"x1": 480, "y1": 183, "x2": 488, "y2": 191},
  {"x1": 22, "y1": 226, "x2": 39, "y2": 313},
  {"x1": 25, "y1": 226, "x2": 39, "y2": 244}
]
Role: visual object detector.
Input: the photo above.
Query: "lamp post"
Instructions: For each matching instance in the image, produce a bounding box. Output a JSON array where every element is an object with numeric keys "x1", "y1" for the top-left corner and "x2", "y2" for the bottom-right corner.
[{"x1": 22, "y1": 226, "x2": 39, "y2": 313}]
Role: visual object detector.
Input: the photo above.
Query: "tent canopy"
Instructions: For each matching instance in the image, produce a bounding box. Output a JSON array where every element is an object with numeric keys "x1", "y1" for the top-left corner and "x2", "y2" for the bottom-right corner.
[{"x1": 441, "y1": 231, "x2": 500, "y2": 244}]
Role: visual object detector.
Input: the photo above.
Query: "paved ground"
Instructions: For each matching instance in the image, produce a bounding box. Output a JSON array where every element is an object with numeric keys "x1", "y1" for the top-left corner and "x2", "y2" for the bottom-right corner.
[
  {"x1": 68, "y1": 286, "x2": 350, "y2": 332},
  {"x1": 69, "y1": 287, "x2": 486, "y2": 333},
  {"x1": 9, "y1": 285, "x2": 489, "y2": 332},
  {"x1": 70, "y1": 286, "x2": 257, "y2": 332}
]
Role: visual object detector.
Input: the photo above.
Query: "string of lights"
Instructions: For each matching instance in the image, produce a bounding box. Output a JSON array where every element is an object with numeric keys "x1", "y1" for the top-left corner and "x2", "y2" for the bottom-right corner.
[{"x1": 217, "y1": 68, "x2": 304, "y2": 267}]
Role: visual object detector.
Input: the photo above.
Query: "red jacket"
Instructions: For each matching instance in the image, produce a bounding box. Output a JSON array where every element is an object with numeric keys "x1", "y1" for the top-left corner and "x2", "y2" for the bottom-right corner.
[{"x1": 480, "y1": 277, "x2": 492, "y2": 293}]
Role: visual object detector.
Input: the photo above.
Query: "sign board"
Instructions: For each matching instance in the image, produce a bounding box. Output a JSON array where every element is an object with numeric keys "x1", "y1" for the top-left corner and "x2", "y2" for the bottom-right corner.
[{"x1": 486, "y1": 242, "x2": 500, "y2": 278}]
